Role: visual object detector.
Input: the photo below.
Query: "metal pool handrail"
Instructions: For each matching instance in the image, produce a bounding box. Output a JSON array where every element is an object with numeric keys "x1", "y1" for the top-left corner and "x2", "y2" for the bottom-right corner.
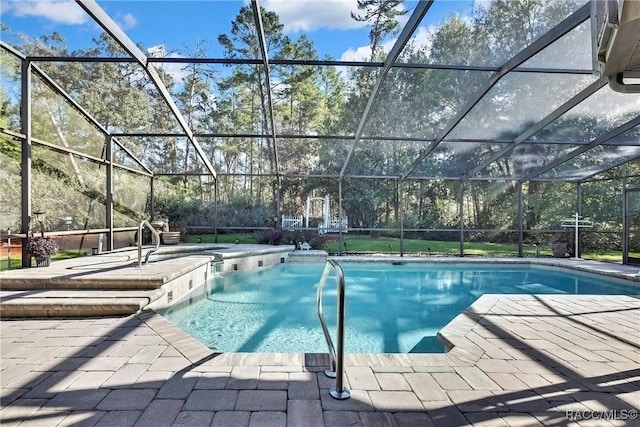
[
  {"x1": 317, "y1": 259, "x2": 350, "y2": 400},
  {"x1": 137, "y1": 220, "x2": 160, "y2": 267}
]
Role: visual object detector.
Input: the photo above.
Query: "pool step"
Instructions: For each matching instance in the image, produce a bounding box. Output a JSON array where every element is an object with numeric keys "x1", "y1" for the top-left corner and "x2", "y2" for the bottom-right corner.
[
  {"x1": 0, "y1": 251, "x2": 214, "y2": 291},
  {"x1": 0, "y1": 289, "x2": 164, "y2": 317}
]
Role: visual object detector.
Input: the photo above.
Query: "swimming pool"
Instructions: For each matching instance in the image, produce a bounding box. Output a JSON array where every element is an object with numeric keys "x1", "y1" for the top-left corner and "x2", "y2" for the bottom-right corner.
[{"x1": 158, "y1": 262, "x2": 639, "y2": 354}]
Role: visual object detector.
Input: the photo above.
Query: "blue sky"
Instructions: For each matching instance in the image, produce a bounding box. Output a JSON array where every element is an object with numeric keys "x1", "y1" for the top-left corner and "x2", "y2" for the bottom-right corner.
[{"x1": 1, "y1": 0, "x2": 477, "y2": 61}]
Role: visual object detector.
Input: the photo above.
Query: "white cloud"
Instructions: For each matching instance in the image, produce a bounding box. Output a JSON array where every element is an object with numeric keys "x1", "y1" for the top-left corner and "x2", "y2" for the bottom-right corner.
[
  {"x1": 261, "y1": 0, "x2": 367, "y2": 32},
  {"x1": 118, "y1": 13, "x2": 137, "y2": 31},
  {"x1": 340, "y1": 25, "x2": 435, "y2": 62},
  {"x1": 340, "y1": 44, "x2": 372, "y2": 62},
  {"x1": 147, "y1": 44, "x2": 166, "y2": 58},
  {"x1": 4, "y1": 0, "x2": 87, "y2": 25},
  {"x1": 408, "y1": 25, "x2": 436, "y2": 54},
  {"x1": 158, "y1": 51, "x2": 191, "y2": 84}
]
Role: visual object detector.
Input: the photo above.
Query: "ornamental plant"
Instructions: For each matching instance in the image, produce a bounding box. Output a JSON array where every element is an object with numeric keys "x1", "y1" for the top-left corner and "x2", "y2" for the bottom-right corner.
[
  {"x1": 268, "y1": 228, "x2": 283, "y2": 245},
  {"x1": 26, "y1": 237, "x2": 59, "y2": 259}
]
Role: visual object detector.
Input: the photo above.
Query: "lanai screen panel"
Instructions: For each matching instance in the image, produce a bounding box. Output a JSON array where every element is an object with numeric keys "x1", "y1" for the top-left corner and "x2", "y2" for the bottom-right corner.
[
  {"x1": 476, "y1": 143, "x2": 580, "y2": 180},
  {"x1": 307, "y1": 63, "x2": 372, "y2": 137},
  {"x1": 0, "y1": 49, "x2": 21, "y2": 131},
  {"x1": 605, "y1": 125, "x2": 640, "y2": 146},
  {"x1": 113, "y1": 136, "x2": 163, "y2": 170},
  {"x1": 113, "y1": 169, "x2": 150, "y2": 228},
  {"x1": 310, "y1": 138, "x2": 353, "y2": 176},
  {"x1": 527, "y1": 86, "x2": 640, "y2": 144},
  {"x1": 213, "y1": 175, "x2": 278, "y2": 227},
  {"x1": 202, "y1": 135, "x2": 268, "y2": 177},
  {"x1": 361, "y1": 68, "x2": 493, "y2": 140},
  {"x1": 461, "y1": 180, "x2": 521, "y2": 255},
  {"x1": 395, "y1": 0, "x2": 586, "y2": 68},
  {"x1": 582, "y1": 179, "x2": 623, "y2": 232},
  {"x1": 581, "y1": 176, "x2": 623, "y2": 261},
  {"x1": 0, "y1": 135, "x2": 21, "y2": 232},
  {"x1": 0, "y1": 50, "x2": 22, "y2": 231},
  {"x1": 447, "y1": 72, "x2": 598, "y2": 141},
  {"x1": 623, "y1": 160, "x2": 640, "y2": 186},
  {"x1": 523, "y1": 181, "x2": 577, "y2": 231},
  {"x1": 279, "y1": 177, "x2": 339, "y2": 225},
  {"x1": 517, "y1": 20, "x2": 592, "y2": 70},
  {"x1": 156, "y1": 136, "x2": 198, "y2": 175},
  {"x1": 344, "y1": 139, "x2": 423, "y2": 177},
  {"x1": 413, "y1": 141, "x2": 509, "y2": 179},
  {"x1": 342, "y1": 177, "x2": 399, "y2": 229},
  {"x1": 268, "y1": 64, "x2": 351, "y2": 136},
  {"x1": 402, "y1": 179, "x2": 459, "y2": 230},
  {"x1": 0, "y1": 1, "x2": 120, "y2": 56},
  {"x1": 537, "y1": 146, "x2": 640, "y2": 182},
  {"x1": 31, "y1": 59, "x2": 182, "y2": 135},
  {"x1": 31, "y1": 73, "x2": 107, "y2": 158},
  {"x1": 117, "y1": 136, "x2": 206, "y2": 175},
  {"x1": 111, "y1": 143, "x2": 148, "y2": 174},
  {"x1": 277, "y1": 137, "x2": 331, "y2": 175},
  {"x1": 32, "y1": 145, "x2": 106, "y2": 231}
]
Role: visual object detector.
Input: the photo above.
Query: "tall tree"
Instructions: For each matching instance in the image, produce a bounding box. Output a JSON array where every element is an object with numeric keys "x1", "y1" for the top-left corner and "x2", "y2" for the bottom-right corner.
[
  {"x1": 175, "y1": 39, "x2": 216, "y2": 192},
  {"x1": 218, "y1": 5, "x2": 288, "y2": 207},
  {"x1": 351, "y1": 0, "x2": 407, "y2": 59}
]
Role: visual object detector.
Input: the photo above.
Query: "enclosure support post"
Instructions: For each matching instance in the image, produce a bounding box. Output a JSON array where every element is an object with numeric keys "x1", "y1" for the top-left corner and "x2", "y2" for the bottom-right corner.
[
  {"x1": 105, "y1": 135, "x2": 114, "y2": 251},
  {"x1": 399, "y1": 179, "x2": 404, "y2": 257},
  {"x1": 150, "y1": 175, "x2": 155, "y2": 221},
  {"x1": 214, "y1": 179, "x2": 219, "y2": 244},
  {"x1": 517, "y1": 181, "x2": 523, "y2": 257},
  {"x1": 577, "y1": 182, "x2": 582, "y2": 258},
  {"x1": 577, "y1": 182, "x2": 582, "y2": 217},
  {"x1": 459, "y1": 182, "x2": 464, "y2": 257},
  {"x1": 338, "y1": 179, "x2": 343, "y2": 255},
  {"x1": 20, "y1": 59, "x2": 32, "y2": 268},
  {"x1": 623, "y1": 170, "x2": 629, "y2": 264}
]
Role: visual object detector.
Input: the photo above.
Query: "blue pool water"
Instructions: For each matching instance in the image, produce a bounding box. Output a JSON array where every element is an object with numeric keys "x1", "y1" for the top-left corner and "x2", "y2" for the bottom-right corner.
[{"x1": 159, "y1": 263, "x2": 638, "y2": 354}]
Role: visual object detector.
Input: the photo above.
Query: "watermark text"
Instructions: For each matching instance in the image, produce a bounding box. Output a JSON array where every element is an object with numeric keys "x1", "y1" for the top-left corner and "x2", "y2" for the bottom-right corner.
[{"x1": 566, "y1": 410, "x2": 638, "y2": 421}]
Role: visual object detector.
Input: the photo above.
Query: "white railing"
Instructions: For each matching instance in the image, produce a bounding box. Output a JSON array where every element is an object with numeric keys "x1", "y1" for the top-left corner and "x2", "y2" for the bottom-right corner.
[{"x1": 317, "y1": 259, "x2": 350, "y2": 400}]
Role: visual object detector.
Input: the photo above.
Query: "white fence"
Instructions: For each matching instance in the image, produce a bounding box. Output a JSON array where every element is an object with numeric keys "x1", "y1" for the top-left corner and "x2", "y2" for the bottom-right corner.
[
  {"x1": 281, "y1": 214, "x2": 303, "y2": 229},
  {"x1": 282, "y1": 214, "x2": 348, "y2": 234},
  {"x1": 319, "y1": 217, "x2": 348, "y2": 234}
]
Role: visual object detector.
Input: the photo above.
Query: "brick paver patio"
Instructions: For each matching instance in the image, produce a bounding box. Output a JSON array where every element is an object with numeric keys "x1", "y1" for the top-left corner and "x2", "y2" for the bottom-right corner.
[{"x1": 1, "y1": 293, "x2": 638, "y2": 426}]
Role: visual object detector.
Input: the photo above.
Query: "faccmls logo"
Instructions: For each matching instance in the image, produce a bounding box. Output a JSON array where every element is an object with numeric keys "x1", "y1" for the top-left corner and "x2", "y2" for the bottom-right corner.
[{"x1": 566, "y1": 410, "x2": 638, "y2": 421}]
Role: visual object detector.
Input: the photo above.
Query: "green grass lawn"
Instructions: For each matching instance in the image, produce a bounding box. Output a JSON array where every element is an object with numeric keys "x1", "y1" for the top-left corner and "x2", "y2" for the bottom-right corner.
[
  {"x1": 327, "y1": 235, "x2": 623, "y2": 262},
  {"x1": 0, "y1": 249, "x2": 92, "y2": 271},
  {"x1": 0, "y1": 234, "x2": 624, "y2": 271},
  {"x1": 183, "y1": 233, "x2": 257, "y2": 244},
  {"x1": 184, "y1": 233, "x2": 623, "y2": 262}
]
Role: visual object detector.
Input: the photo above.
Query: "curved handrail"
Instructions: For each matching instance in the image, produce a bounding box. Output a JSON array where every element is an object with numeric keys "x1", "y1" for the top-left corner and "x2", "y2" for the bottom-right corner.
[
  {"x1": 317, "y1": 259, "x2": 350, "y2": 400},
  {"x1": 137, "y1": 220, "x2": 160, "y2": 267},
  {"x1": 317, "y1": 263, "x2": 337, "y2": 373}
]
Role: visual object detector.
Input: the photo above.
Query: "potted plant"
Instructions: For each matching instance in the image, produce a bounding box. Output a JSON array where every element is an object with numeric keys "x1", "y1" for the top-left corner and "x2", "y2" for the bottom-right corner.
[
  {"x1": 27, "y1": 237, "x2": 59, "y2": 267},
  {"x1": 550, "y1": 241, "x2": 568, "y2": 258}
]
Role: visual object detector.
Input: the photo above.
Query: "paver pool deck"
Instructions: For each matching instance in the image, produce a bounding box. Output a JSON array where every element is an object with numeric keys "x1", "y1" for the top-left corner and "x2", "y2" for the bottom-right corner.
[{"x1": 1, "y1": 257, "x2": 639, "y2": 426}]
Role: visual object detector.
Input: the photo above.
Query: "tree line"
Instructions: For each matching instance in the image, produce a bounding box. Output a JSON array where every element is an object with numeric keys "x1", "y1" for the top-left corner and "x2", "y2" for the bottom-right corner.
[{"x1": 0, "y1": 0, "x2": 638, "y2": 251}]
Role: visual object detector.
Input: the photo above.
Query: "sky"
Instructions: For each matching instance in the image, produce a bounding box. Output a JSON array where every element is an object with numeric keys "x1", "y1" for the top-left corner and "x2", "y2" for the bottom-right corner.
[{"x1": 1, "y1": 0, "x2": 478, "y2": 62}]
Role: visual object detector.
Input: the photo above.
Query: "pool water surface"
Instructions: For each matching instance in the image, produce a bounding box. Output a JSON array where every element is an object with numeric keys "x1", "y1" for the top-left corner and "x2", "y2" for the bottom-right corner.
[{"x1": 159, "y1": 263, "x2": 638, "y2": 353}]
